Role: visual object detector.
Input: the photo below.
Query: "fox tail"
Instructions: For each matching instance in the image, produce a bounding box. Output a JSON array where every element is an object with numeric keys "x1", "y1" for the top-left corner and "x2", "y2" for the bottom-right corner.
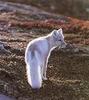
[{"x1": 26, "y1": 51, "x2": 42, "y2": 89}]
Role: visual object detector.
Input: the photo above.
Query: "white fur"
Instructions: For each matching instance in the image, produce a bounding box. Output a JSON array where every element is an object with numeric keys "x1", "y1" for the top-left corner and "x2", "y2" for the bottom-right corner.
[{"x1": 25, "y1": 28, "x2": 66, "y2": 89}]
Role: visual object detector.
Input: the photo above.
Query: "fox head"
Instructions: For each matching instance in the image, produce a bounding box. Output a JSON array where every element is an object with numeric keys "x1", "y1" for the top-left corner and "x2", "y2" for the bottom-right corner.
[{"x1": 51, "y1": 28, "x2": 67, "y2": 48}]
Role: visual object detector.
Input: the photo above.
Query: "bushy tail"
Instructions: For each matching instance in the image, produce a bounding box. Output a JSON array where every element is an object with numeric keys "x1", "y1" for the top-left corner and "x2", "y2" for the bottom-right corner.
[{"x1": 26, "y1": 51, "x2": 42, "y2": 89}]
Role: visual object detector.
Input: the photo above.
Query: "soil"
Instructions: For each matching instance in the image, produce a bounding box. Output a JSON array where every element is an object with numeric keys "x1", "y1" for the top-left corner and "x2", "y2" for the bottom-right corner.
[{"x1": 0, "y1": 1, "x2": 89, "y2": 100}]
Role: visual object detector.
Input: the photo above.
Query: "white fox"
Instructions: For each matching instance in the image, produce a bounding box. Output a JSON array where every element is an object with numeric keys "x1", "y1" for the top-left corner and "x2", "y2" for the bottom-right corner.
[{"x1": 25, "y1": 28, "x2": 66, "y2": 89}]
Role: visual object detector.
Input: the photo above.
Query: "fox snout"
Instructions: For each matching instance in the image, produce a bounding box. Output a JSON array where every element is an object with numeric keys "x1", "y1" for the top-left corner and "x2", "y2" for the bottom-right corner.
[{"x1": 60, "y1": 41, "x2": 67, "y2": 48}]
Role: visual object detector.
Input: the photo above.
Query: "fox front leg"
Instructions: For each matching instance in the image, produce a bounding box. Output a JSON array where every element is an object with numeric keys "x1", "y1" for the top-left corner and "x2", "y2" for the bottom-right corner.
[{"x1": 42, "y1": 57, "x2": 48, "y2": 80}]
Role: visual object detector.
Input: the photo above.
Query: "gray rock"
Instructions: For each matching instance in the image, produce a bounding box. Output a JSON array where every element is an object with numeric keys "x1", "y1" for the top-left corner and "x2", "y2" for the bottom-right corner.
[
  {"x1": 0, "y1": 43, "x2": 11, "y2": 54},
  {"x1": 0, "y1": 94, "x2": 16, "y2": 100}
]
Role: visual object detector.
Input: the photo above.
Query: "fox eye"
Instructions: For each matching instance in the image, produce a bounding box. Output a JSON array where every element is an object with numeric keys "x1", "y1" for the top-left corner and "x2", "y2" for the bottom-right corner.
[{"x1": 58, "y1": 39, "x2": 61, "y2": 41}]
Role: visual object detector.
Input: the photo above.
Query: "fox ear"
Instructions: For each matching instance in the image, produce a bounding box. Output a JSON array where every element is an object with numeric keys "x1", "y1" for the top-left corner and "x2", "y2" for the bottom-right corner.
[
  {"x1": 57, "y1": 28, "x2": 64, "y2": 38},
  {"x1": 51, "y1": 29, "x2": 58, "y2": 37},
  {"x1": 57, "y1": 28, "x2": 63, "y2": 34}
]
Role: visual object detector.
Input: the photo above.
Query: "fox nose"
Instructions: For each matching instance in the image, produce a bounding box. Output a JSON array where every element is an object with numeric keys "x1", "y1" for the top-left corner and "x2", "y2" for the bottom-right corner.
[{"x1": 64, "y1": 41, "x2": 67, "y2": 46}]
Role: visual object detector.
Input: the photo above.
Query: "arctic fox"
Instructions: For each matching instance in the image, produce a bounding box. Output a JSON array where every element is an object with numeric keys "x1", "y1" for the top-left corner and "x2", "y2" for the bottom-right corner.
[{"x1": 25, "y1": 28, "x2": 66, "y2": 89}]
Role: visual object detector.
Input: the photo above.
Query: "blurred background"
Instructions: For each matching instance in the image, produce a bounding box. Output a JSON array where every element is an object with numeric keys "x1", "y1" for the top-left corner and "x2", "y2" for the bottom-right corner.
[
  {"x1": 2, "y1": 0, "x2": 89, "y2": 20},
  {"x1": 0, "y1": 1, "x2": 89, "y2": 100}
]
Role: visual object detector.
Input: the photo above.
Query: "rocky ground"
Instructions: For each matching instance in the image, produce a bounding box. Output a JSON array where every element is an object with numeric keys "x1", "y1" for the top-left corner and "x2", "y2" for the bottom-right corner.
[{"x1": 0, "y1": 1, "x2": 89, "y2": 100}]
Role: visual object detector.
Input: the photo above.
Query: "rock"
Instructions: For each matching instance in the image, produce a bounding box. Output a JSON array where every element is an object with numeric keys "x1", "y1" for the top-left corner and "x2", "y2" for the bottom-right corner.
[
  {"x1": 0, "y1": 94, "x2": 16, "y2": 100},
  {"x1": 0, "y1": 42, "x2": 11, "y2": 54}
]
